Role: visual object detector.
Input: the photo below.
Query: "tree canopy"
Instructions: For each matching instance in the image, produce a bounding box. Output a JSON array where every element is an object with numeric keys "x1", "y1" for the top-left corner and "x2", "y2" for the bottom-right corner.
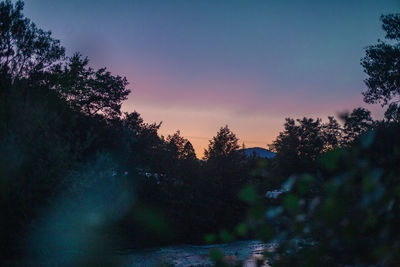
[
  {"x1": 0, "y1": 0, "x2": 64, "y2": 85},
  {"x1": 50, "y1": 53, "x2": 130, "y2": 118},
  {"x1": 203, "y1": 125, "x2": 240, "y2": 161},
  {"x1": 361, "y1": 14, "x2": 400, "y2": 106},
  {"x1": 342, "y1": 107, "x2": 374, "y2": 143}
]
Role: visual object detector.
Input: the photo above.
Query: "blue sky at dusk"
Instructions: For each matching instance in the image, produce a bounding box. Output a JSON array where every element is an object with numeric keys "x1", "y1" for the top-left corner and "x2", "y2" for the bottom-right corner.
[{"x1": 23, "y1": 0, "x2": 400, "y2": 155}]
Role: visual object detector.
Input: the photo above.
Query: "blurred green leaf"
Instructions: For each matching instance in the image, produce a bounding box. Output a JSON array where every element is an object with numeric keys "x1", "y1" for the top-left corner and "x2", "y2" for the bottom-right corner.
[
  {"x1": 235, "y1": 223, "x2": 247, "y2": 236},
  {"x1": 394, "y1": 185, "x2": 400, "y2": 197},
  {"x1": 257, "y1": 224, "x2": 275, "y2": 240},
  {"x1": 297, "y1": 174, "x2": 315, "y2": 195},
  {"x1": 320, "y1": 148, "x2": 345, "y2": 171},
  {"x1": 238, "y1": 184, "x2": 257, "y2": 204},
  {"x1": 133, "y1": 206, "x2": 168, "y2": 236},
  {"x1": 362, "y1": 176, "x2": 374, "y2": 192},
  {"x1": 220, "y1": 229, "x2": 234, "y2": 243},
  {"x1": 283, "y1": 194, "x2": 299, "y2": 215},
  {"x1": 248, "y1": 205, "x2": 265, "y2": 219},
  {"x1": 373, "y1": 246, "x2": 388, "y2": 260},
  {"x1": 204, "y1": 234, "x2": 217, "y2": 244},
  {"x1": 209, "y1": 248, "x2": 224, "y2": 262}
]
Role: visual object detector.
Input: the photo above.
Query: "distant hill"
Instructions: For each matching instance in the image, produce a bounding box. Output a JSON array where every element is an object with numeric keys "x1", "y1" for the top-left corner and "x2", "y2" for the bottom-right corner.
[{"x1": 240, "y1": 147, "x2": 276, "y2": 159}]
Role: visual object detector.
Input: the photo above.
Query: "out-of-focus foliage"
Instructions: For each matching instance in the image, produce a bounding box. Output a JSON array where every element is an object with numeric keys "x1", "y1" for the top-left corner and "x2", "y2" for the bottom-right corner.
[{"x1": 251, "y1": 124, "x2": 400, "y2": 266}]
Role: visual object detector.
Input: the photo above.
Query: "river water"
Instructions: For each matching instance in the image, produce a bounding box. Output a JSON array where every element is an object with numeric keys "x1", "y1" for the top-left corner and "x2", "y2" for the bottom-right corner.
[
  {"x1": 5, "y1": 240, "x2": 274, "y2": 266},
  {"x1": 119, "y1": 240, "x2": 275, "y2": 266}
]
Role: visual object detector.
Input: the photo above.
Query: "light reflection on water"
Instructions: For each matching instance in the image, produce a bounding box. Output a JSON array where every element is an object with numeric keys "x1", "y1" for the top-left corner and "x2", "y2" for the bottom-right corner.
[{"x1": 121, "y1": 240, "x2": 276, "y2": 266}]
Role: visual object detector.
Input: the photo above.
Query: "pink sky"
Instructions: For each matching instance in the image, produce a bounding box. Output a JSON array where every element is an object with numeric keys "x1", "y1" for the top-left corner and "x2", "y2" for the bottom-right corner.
[
  {"x1": 121, "y1": 70, "x2": 384, "y2": 157},
  {"x1": 23, "y1": 0, "x2": 397, "y2": 157}
]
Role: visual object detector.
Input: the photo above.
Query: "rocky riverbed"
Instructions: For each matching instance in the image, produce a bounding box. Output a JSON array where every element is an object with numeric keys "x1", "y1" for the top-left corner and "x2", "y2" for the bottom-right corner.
[{"x1": 119, "y1": 240, "x2": 275, "y2": 266}]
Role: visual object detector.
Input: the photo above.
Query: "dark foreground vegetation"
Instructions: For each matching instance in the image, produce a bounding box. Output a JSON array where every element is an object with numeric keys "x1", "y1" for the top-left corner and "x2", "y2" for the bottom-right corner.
[{"x1": 0, "y1": 1, "x2": 399, "y2": 266}]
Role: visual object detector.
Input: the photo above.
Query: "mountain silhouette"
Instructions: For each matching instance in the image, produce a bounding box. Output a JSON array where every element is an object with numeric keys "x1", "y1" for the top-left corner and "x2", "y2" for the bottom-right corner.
[{"x1": 240, "y1": 147, "x2": 276, "y2": 159}]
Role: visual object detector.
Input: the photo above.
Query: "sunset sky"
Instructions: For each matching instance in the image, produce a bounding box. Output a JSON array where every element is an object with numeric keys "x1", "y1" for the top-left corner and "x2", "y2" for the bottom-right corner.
[{"x1": 24, "y1": 0, "x2": 400, "y2": 157}]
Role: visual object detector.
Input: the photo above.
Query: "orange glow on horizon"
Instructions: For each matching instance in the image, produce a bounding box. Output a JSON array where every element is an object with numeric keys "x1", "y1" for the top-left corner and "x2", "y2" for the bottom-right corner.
[{"x1": 122, "y1": 95, "x2": 385, "y2": 159}]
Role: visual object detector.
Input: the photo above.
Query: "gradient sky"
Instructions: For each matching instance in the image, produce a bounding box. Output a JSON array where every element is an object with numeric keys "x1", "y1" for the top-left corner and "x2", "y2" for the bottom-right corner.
[{"x1": 24, "y1": 0, "x2": 400, "y2": 157}]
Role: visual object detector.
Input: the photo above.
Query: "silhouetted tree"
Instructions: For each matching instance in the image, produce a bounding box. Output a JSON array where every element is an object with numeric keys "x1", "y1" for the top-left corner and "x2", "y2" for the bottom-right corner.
[
  {"x1": 384, "y1": 102, "x2": 400, "y2": 123},
  {"x1": 270, "y1": 117, "x2": 326, "y2": 174},
  {"x1": 203, "y1": 125, "x2": 241, "y2": 161},
  {"x1": 181, "y1": 141, "x2": 197, "y2": 161},
  {"x1": 322, "y1": 116, "x2": 343, "y2": 150},
  {"x1": 361, "y1": 14, "x2": 400, "y2": 106},
  {"x1": 0, "y1": 0, "x2": 64, "y2": 84},
  {"x1": 202, "y1": 126, "x2": 247, "y2": 232},
  {"x1": 162, "y1": 130, "x2": 190, "y2": 177},
  {"x1": 122, "y1": 111, "x2": 165, "y2": 172},
  {"x1": 179, "y1": 140, "x2": 198, "y2": 183},
  {"x1": 342, "y1": 107, "x2": 374, "y2": 144},
  {"x1": 50, "y1": 53, "x2": 130, "y2": 118},
  {"x1": 166, "y1": 130, "x2": 187, "y2": 159}
]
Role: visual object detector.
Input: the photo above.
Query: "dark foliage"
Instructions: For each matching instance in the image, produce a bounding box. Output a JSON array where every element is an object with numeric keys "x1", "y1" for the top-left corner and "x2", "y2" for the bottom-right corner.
[
  {"x1": 362, "y1": 14, "x2": 400, "y2": 106},
  {"x1": 0, "y1": 0, "x2": 65, "y2": 83},
  {"x1": 49, "y1": 53, "x2": 130, "y2": 118},
  {"x1": 247, "y1": 123, "x2": 400, "y2": 266}
]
